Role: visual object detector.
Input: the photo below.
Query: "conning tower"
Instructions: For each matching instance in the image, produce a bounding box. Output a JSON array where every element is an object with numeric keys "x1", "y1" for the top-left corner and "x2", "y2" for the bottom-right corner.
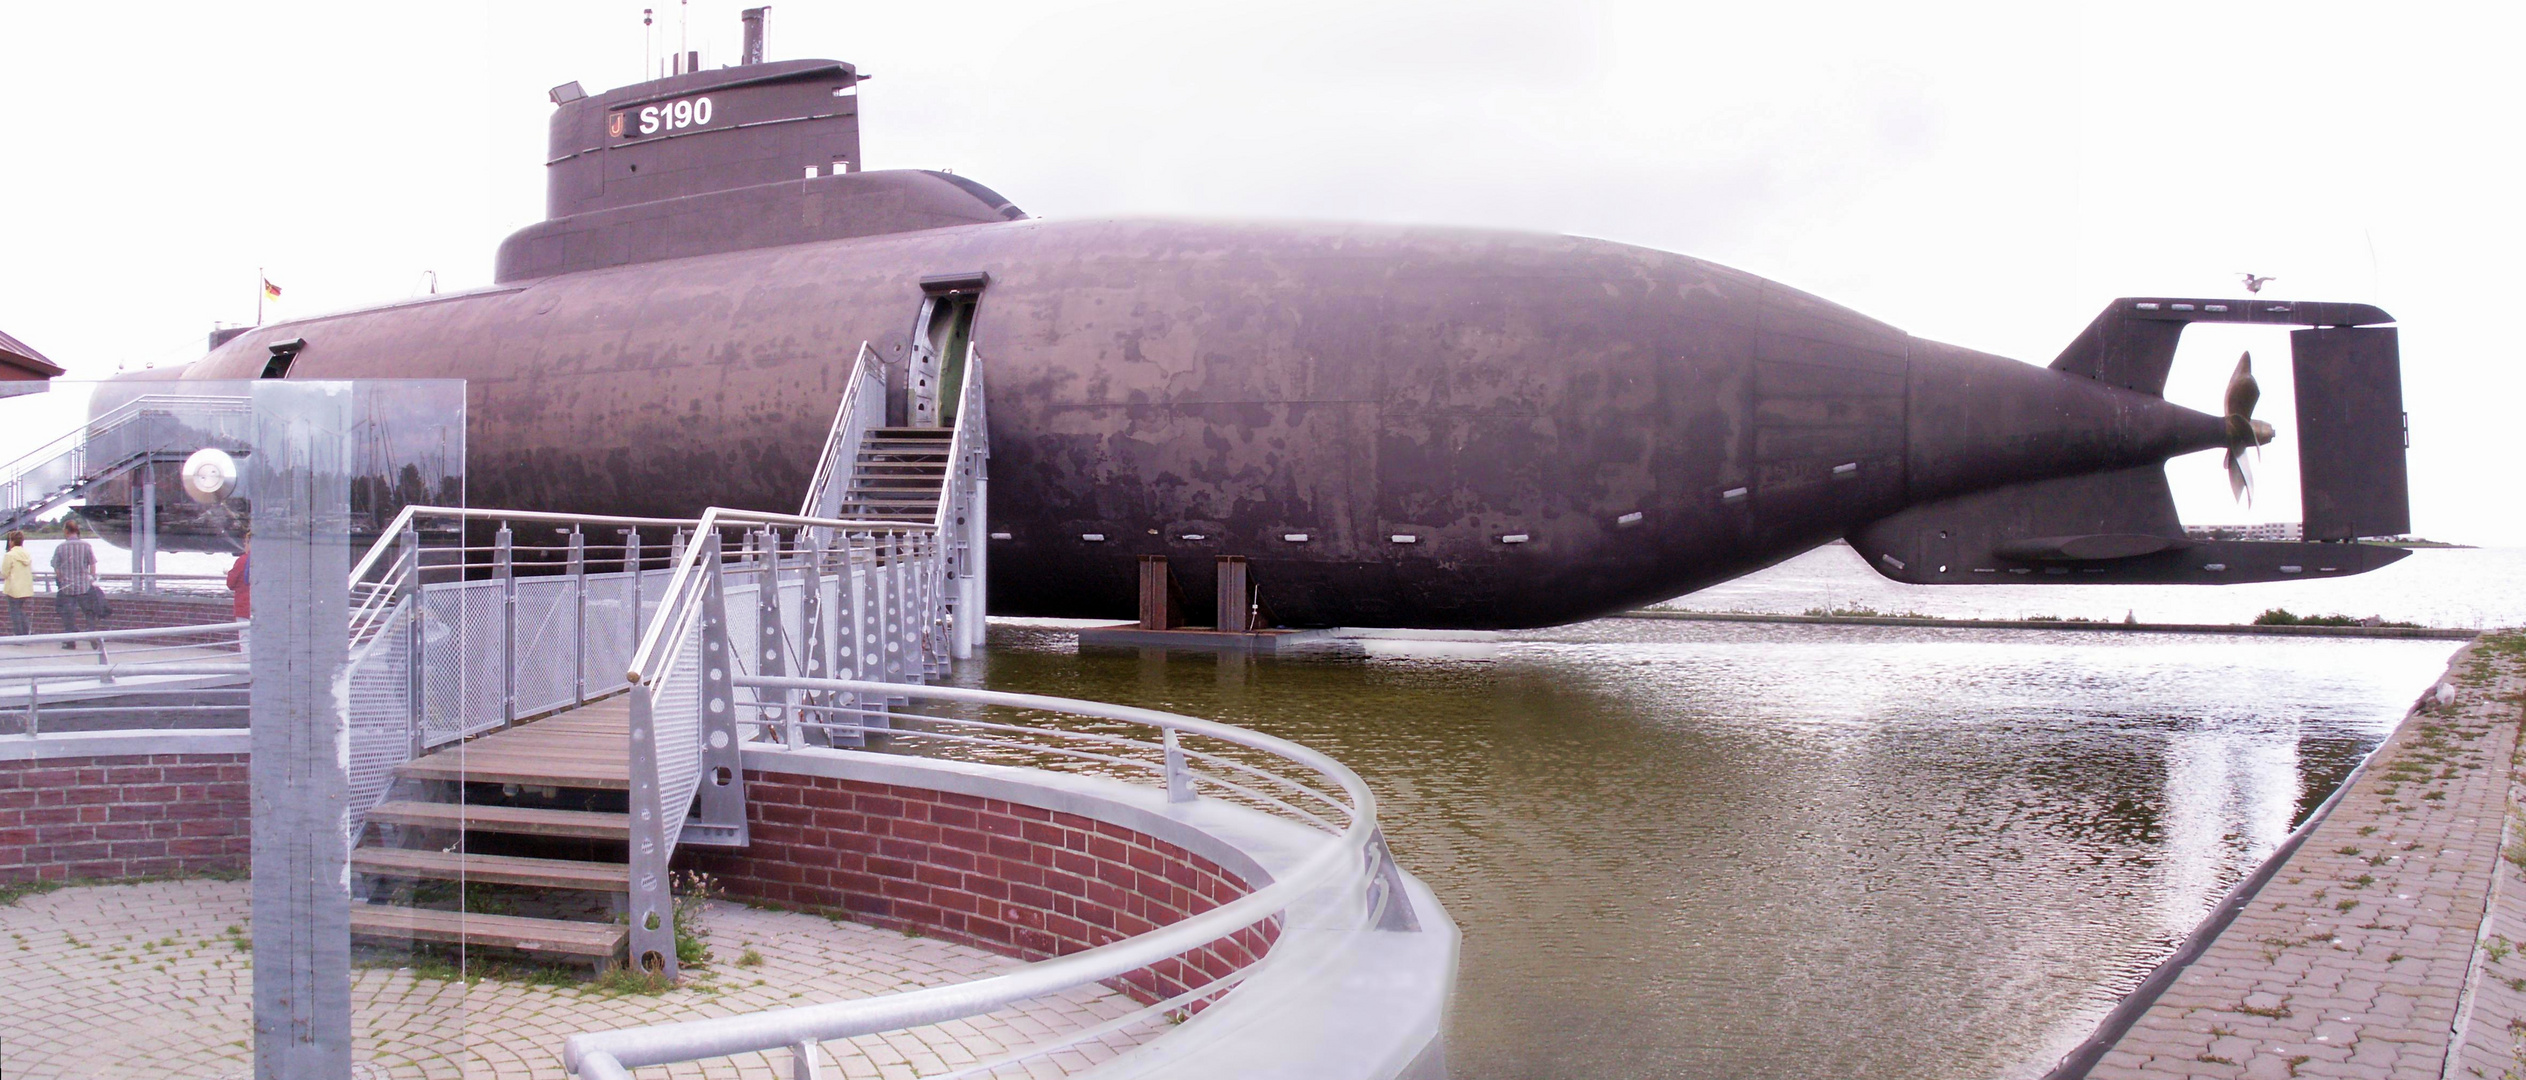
[{"x1": 495, "y1": 11, "x2": 1024, "y2": 284}]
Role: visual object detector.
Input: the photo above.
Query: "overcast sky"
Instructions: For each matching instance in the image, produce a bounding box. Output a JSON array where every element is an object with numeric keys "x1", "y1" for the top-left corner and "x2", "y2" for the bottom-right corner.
[{"x1": 0, "y1": 1, "x2": 2515, "y2": 541}]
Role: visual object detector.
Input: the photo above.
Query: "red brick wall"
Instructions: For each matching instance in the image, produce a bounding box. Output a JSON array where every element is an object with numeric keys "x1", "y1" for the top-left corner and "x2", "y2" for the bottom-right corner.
[
  {"x1": 0, "y1": 753, "x2": 252, "y2": 886},
  {"x1": 14, "y1": 591, "x2": 236, "y2": 639},
  {"x1": 682, "y1": 772, "x2": 1282, "y2": 1007}
]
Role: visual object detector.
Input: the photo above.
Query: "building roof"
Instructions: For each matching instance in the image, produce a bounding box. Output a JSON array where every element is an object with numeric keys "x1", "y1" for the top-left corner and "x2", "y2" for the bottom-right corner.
[{"x1": 0, "y1": 329, "x2": 65, "y2": 379}]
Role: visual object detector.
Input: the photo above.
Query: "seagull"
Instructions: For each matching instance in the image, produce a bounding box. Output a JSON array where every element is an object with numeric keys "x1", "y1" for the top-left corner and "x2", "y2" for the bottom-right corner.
[{"x1": 2239, "y1": 273, "x2": 2276, "y2": 294}]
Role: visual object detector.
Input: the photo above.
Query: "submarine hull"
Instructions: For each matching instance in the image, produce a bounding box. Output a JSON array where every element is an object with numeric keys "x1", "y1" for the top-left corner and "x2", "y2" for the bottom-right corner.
[{"x1": 177, "y1": 216, "x2": 1981, "y2": 628}]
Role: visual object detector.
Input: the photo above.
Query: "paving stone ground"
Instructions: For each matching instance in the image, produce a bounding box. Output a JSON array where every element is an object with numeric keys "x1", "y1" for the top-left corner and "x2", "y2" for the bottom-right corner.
[
  {"x1": 0, "y1": 880, "x2": 1152, "y2": 1079},
  {"x1": 2089, "y1": 631, "x2": 2526, "y2": 1080}
]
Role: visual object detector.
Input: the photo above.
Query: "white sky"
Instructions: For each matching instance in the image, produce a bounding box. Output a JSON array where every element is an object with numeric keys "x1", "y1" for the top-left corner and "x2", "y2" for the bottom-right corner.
[{"x1": 0, "y1": 1, "x2": 2515, "y2": 541}]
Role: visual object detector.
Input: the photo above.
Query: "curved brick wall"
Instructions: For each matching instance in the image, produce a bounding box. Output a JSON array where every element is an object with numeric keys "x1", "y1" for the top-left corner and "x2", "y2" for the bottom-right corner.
[
  {"x1": 0, "y1": 752, "x2": 252, "y2": 885},
  {"x1": 681, "y1": 769, "x2": 1281, "y2": 1007}
]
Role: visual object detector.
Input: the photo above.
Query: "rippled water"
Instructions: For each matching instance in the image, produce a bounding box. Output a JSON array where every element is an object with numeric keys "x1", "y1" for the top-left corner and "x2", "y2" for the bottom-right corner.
[
  {"x1": 1675, "y1": 543, "x2": 2526, "y2": 629},
  {"x1": 965, "y1": 594, "x2": 2465, "y2": 1078}
]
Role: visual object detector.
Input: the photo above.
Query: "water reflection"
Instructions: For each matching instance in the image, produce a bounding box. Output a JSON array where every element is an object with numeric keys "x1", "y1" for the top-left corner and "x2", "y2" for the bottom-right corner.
[{"x1": 961, "y1": 619, "x2": 2455, "y2": 1080}]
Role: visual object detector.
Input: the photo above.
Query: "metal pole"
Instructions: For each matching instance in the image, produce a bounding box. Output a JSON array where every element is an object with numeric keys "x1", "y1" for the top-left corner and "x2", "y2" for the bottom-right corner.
[
  {"x1": 134, "y1": 460, "x2": 158, "y2": 593},
  {"x1": 694, "y1": 534, "x2": 749, "y2": 844},
  {"x1": 625, "y1": 682, "x2": 674, "y2": 979},
  {"x1": 401, "y1": 521, "x2": 423, "y2": 757},
  {"x1": 880, "y1": 535, "x2": 903, "y2": 685},
  {"x1": 626, "y1": 528, "x2": 645, "y2": 652},
  {"x1": 844, "y1": 537, "x2": 877, "y2": 742},
  {"x1": 496, "y1": 523, "x2": 515, "y2": 726},
  {"x1": 948, "y1": 485, "x2": 973, "y2": 661},
  {"x1": 791, "y1": 1038, "x2": 823, "y2": 1080},
  {"x1": 799, "y1": 529, "x2": 826, "y2": 746},
  {"x1": 760, "y1": 527, "x2": 793, "y2": 749},
  {"x1": 1162, "y1": 728, "x2": 1197, "y2": 803},
  {"x1": 569, "y1": 527, "x2": 587, "y2": 706},
  {"x1": 968, "y1": 475, "x2": 988, "y2": 655}
]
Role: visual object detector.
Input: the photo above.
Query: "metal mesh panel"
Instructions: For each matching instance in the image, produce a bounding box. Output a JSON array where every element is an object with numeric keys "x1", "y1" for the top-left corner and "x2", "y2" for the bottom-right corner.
[
  {"x1": 582, "y1": 571, "x2": 635, "y2": 694},
  {"x1": 651, "y1": 625, "x2": 703, "y2": 849},
  {"x1": 723, "y1": 575, "x2": 762, "y2": 720},
  {"x1": 778, "y1": 574, "x2": 806, "y2": 670},
  {"x1": 420, "y1": 580, "x2": 506, "y2": 746},
  {"x1": 639, "y1": 567, "x2": 677, "y2": 631},
  {"x1": 512, "y1": 576, "x2": 577, "y2": 716},
  {"x1": 344, "y1": 605, "x2": 411, "y2": 838},
  {"x1": 818, "y1": 574, "x2": 842, "y2": 677}
]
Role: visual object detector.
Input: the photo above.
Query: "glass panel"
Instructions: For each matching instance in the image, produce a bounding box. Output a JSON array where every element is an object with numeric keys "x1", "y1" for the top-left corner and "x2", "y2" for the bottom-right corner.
[{"x1": 0, "y1": 378, "x2": 469, "y2": 1077}]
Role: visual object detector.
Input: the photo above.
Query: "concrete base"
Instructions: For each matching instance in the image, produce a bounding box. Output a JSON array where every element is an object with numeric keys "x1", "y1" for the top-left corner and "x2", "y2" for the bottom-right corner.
[{"x1": 1076, "y1": 626, "x2": 1339, "y2": 654}]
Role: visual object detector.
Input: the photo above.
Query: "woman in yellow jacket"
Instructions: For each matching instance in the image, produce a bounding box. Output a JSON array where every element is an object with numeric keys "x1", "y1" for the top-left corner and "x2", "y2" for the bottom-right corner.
[{"x1": 3, "y1": 530, "x2": 31, "y2": 637}]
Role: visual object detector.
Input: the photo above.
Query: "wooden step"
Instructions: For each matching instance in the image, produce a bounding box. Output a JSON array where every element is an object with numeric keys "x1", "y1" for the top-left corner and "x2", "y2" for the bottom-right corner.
[
  {"x1": 352, "y1": 847, "x2": 629, "y2": 892},
  {"x1": 366, "y1": 800, "x2": 630, "y2": 840},
  {"x1": 394, "y1": 755, "x2": 630, "y2": 790},
  {"x1": 351, "y1": 904, "x2": 625, "y2": 962}
]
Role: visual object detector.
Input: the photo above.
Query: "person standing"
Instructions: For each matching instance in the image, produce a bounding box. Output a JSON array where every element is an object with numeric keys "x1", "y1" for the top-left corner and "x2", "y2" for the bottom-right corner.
[
  {"x1": 2, "y1": 531, "x2": 30, "y2": 637},
  {"x1": 225, "y1": 537, "x2": 250, "y2": 654},
  {"x1": 51, "y1": 519, "x2": 98, "y2": 648}
]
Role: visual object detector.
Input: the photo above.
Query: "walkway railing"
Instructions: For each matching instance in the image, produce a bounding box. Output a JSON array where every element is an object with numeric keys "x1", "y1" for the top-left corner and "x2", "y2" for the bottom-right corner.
[
  {"x1": 340, "y1": 505, "x2": 703, "y2": 834},
  {"x1": 799, "y1": 342, "x2": 888, "y2": 523},
  {"x1": 933, "y1": 347, "x2": 988, "y2": 661},
  {"x1": 0, "y1": 621, "x2": 252, "y2": 736},
  {"x1": 622, "y1": 508, "x2": 947, "y2": 976},
  {"x1": 565, "y1": 679, "x2": 1416, "y2": 1080}
]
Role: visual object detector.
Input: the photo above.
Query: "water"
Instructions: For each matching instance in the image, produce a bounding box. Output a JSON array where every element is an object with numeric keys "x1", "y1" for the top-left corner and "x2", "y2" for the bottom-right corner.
[
  {"x1": 961, "y1": 552, "x2": 2484, "y2": 1079},
  {"x1": 1673, "y1": 542, "x2": 2526, "y2": 629}
]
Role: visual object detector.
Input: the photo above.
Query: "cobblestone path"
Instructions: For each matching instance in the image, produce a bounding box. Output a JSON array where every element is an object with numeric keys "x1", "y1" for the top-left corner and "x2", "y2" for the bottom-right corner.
[
  {"x1": 0, "y1": 879, "x2": 1148, "y2": 1079},
  {"x1": 2090, "y1": 631, "x2": 2526, "y2": 1080}
]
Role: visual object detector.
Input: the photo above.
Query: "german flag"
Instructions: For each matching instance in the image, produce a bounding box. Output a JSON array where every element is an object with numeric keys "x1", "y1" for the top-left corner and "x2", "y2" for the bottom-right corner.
[{"x1": 262, "y1": 278, "x2": 282, "y2": 301}]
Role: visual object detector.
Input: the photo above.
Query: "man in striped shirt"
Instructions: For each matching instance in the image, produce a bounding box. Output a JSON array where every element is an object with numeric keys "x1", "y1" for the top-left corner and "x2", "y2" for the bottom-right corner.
[{"x1": 51, "y1": 519, "x2": 98, "y2": 647}]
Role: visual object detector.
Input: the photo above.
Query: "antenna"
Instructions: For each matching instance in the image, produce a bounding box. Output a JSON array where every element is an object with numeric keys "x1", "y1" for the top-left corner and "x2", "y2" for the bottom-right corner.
[
  {"x1": 643, "y1": 8, "x2": 654, "y2": 80},
  {"x1": 679, "y1": 0, "x2": 689, "y2": 75}
]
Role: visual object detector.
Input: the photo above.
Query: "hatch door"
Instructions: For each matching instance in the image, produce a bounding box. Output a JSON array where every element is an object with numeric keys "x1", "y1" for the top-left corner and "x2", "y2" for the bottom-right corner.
[{"x1": 909, "y1": 273, "x2": 986, "y2": 427}]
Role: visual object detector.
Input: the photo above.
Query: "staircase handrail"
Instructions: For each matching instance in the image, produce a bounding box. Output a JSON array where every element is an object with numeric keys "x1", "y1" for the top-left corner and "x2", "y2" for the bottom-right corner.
[
  {"x1": 929, "y1": 347, "x2": 987, "y2": 540},
  {"x1": 342, "y1": 504, "x2": 702, "y2": 647},
  {"x1": 798, "y1": 342, "x2": 888, "y2": 520},
  {"x1": 623, "y1": 506, "x2": 934, "y2": 688}
]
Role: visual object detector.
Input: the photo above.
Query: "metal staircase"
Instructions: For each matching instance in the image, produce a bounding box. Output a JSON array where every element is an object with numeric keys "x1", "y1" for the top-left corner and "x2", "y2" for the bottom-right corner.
[
  {"x1": 835, "y1": 428, "x2": 953, "y2": 522},
  {"x1": 336, "y1": 344, "x2": 991, "y2": 977},
  {"x1": 0, "y1": 393, "x2": 252, "y2": 534},
  {"x1": 350, "y1": 697, "x2": 638, "y2": 968}
]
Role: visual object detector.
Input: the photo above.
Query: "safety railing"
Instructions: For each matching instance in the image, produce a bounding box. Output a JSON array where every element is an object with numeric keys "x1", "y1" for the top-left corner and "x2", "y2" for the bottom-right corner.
[
  {"x1": 621, "y1": 508, "x2": 948, "y2": 977},
  {"x1": 565, "y1": 678, "x2": 1416, "y2": 1080},
  {"x1": 0, "y1": 621, "x2": 252, "y2": 736},
  {"x1": 22, "y1": 571, "x2": 233, "y2": 598},
  {"x1": 932, "y1": 346, "x2": 989, "y2": 661},
  {"x1": 799, "y1": 341, "x2": 888, "y2": 522},
  {"x1": 338, "y1": 505, "x2": 705, "y2": 833}
]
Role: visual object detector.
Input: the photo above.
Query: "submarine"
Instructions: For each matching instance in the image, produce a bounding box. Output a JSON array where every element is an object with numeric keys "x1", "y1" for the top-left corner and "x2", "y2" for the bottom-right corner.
[{"x1": 138, "y1": 12, "x2": 2413, "y2": 630}]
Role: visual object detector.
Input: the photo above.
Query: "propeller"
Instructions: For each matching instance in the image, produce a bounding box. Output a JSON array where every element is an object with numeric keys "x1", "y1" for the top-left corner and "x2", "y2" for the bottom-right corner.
[{"x1": 2222, "y1": 351, "x2": 2275, "y2": 504}]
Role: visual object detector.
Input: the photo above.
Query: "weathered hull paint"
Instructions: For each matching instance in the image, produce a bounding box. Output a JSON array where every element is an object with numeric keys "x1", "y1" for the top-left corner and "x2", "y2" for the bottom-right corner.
[{"x1": 175, "y1": 215, "x2": 2259, "y2": 629}]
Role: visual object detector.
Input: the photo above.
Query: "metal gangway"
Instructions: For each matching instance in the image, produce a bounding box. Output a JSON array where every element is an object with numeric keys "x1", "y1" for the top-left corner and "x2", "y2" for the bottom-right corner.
[{"x1": 329, "y1": 343, "x2": 991, "y2": 968}]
